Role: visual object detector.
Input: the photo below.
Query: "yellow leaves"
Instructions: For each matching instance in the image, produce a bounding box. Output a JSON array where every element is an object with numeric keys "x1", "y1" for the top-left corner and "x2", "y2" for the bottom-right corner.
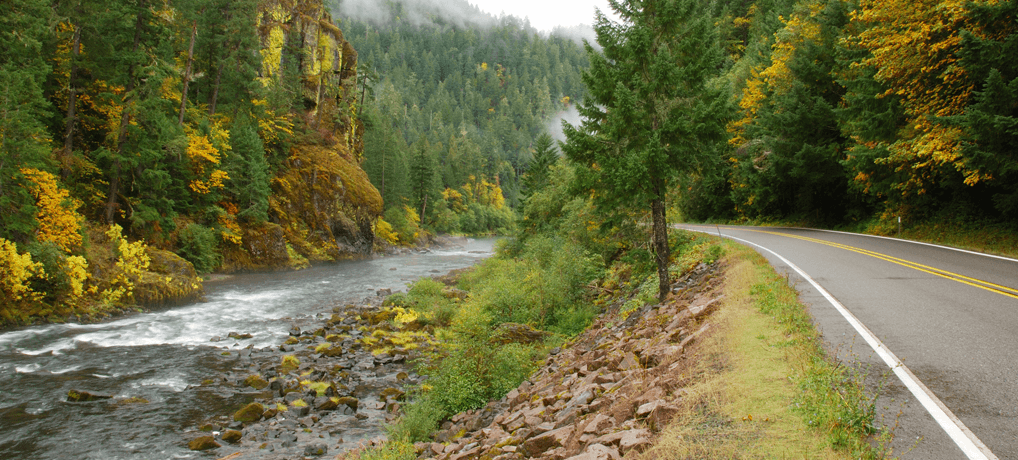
[
  {"x1": 102, "y1": 224, "x2": 150, "y2": 305},
  {"x1": 185, "y1": 128, "x2": 230, "y2": 195},
  {"x1": 20, "y1": 168, "x2": 84, "y2": 253},
  {"x1": 374, "y1": 217, "x2": 400, "y2": 245},
  {"x1": 0, "y1": 238, "x2": 44, "y2": 304}
]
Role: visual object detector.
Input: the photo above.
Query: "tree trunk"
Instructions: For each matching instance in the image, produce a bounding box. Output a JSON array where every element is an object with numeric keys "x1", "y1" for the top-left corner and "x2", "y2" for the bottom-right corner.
[
  {"x1": 178, "y1": 20, "x2": 197, "y2": 127},
  {"x1": 105, "y1": 9, "x2": 144, "y2": 224},
  {"x1": 209, "y1": 61, "x2": 224, "y2": 115},
  {"x1": 61, "y1": 23, "x2": 82, "y2": 179},
  {"x1": 651, "y1": 179, "x2": 670, "y2": 302}
]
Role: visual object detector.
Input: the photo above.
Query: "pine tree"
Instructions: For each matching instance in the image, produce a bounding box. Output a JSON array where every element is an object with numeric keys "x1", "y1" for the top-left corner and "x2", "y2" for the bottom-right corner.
[
  {"x1": 563, "y1": 0, "x2": 732, "y2": 301},
  {"x1": 409, "y1": 138, "x2": 438, "y2": 224},
  {"x1": 522, "y1": 133, "x2": 558, "y2": 195},
  {"x1": 0, "y1": 0, "x2": 55, "y2": 243},
  {"x1": 226, "y1": 117, "x2": 270, "y2": 223}
]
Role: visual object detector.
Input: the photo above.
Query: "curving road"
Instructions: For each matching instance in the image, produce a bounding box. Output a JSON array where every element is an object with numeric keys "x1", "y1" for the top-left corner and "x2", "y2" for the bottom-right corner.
[{"x1": 678, "y1": 225, "x2": 1018, "y2": 459}]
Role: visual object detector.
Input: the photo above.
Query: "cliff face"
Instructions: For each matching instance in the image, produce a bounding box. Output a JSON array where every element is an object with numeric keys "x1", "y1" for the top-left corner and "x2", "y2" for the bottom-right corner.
[{"x1": 224, "y1": 1, "x2": 382, "y2": 271}]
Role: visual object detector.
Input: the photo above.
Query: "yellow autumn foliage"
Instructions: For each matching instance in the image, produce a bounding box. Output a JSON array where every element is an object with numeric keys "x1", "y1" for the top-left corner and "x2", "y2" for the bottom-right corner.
[
  {"x1": 846, "y1": 0, "x2": 992, "y2": 191},
  {"x1": 374, "y1": 218, "x2": 400, "y2": 245},
  {"x1": 20, "y1": 168, "x2": 84, "y2": 253},
  {"x1": 102, "y1": 224, "x2": 151, "y2": 305},
  {"x1": 0, "y1": 238, "x2": 44, "y2": 305},
  {"x1": 185, "y1": 128, "x2": 230, "y2": 195}
]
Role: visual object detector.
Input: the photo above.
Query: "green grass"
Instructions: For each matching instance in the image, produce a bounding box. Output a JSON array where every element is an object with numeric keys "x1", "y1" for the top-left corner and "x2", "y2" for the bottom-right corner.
[{"x1": 644, "y1": 239, "x2": 886, "y2": 459}]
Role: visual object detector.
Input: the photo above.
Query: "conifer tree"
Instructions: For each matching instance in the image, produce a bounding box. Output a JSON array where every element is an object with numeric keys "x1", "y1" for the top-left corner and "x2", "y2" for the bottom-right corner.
[
  {"x1": 522, "y1": 133, "x2": 558, "y2": 195},
  {"x1": 0, "y1": 0, "x2": 55, "y2": 243},
  {"x1": 563, "y1": 0, "x2": 732, "y2": 301},
  {"x1": 227, "y1": 117, "x2": 270, "y2": 223}
]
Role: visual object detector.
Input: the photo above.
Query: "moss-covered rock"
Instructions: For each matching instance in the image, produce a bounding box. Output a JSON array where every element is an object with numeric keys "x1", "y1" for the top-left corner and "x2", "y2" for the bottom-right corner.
[
  {"x1": 319, "y1": 345, "x2": 344, "y2": 357},
  {"x1": 379, "y1": 387, "x2": 405, "y2": 402},
  {"x1": 335, "y1": 396, "x2": 358, "y2": 412},
  {"x1": 244, "y1": 375, "x2": 269, "y2": 390},
  {"x1": 221, "y1": 430, "x2": 243, "y2": 444},
  {"x1": 133, "y1": 248, "x2": 204, "y2": 306},
  {"x1": 188, "y1": 436, "x2": 220, "y2": 451},
  {"x1": 67, "y1": 389, "x2": 112, "y2": 402},
  {"x1": 233, "y1": 402, "x2": 264, "y2": 423}
]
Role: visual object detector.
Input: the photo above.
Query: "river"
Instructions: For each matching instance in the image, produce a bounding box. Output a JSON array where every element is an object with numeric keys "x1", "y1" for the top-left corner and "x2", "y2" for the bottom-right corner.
[{"x1": 0, "y1": 238, "x2": 497, "y2": 459}]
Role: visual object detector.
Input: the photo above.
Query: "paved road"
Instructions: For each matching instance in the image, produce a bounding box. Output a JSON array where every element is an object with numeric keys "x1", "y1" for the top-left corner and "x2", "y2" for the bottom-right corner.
[{"x1": 678, "y1": 225, "x2": 1017, "y2": 459}]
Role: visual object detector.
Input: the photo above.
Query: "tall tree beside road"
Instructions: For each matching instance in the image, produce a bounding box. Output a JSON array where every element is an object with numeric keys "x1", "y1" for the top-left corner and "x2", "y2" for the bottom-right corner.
[{"x1": 563, "y1": 0, "x2": 732, "y2": 300}]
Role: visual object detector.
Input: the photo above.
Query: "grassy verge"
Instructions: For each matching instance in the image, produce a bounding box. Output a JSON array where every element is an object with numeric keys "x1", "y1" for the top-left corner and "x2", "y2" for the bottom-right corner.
[{"x1": 645, "y1": 239, "x2": 884, "y2": 459}]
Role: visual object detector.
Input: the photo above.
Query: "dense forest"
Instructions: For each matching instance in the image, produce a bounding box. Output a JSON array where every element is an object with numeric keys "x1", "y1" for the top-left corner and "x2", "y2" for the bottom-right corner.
[
  {"x1": 334, "y1": 0, "x2": 590, "y2": 237},
  {"x1": 0, "y1": 0, "x2": 383, "y2": 324},
  {"x1": 3, "y1": 0, "x2": 1017, "y2": 323},
  {"x1": 683, "y1": 0, "x2": 1018, "y2": 230}
]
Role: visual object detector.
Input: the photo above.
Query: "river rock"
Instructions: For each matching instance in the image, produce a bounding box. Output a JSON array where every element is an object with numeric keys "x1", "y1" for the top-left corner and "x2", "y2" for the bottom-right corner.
[
  {"x1": 228, "y1": 332, "x2": 253, "y2": 340},
  {"x1": 335, "y1": 396, "x2": 358, "y2": 412},
  {"x1": 221, "y1": 430, "x2": 243, "y2": 444},
  {"x1": 244, "y1": 374, "x2": 269, "y2": 390},
  {"x1": 187, "y1": 436, "x2": 220, "y2": 451},
  {"x1": 304, "y1": 443, "x2": 329, "y2": 456},
  {"x1": 233, "y1": 402, "x2": 264, "y2": 423},
  {"x1": 67, "y1": 389, "x2": 112, "y2": 402}
]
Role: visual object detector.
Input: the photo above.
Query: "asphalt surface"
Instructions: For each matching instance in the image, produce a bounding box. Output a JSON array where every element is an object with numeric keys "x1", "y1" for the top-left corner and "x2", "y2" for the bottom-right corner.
[{"x1": 678, "y1": 225, "x2": 1017, "y2": 459}]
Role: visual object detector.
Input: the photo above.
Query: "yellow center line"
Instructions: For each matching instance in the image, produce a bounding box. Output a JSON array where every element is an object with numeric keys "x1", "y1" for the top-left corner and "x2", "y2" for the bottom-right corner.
[{"x1": 710, "y1": 226, "x2": 1018, "y2": 300}]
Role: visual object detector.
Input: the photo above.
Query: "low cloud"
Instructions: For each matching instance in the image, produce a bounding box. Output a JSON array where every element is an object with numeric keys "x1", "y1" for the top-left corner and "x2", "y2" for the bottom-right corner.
[{"x1": 547, "y1": 106, "x2": 583, "y2": 143}]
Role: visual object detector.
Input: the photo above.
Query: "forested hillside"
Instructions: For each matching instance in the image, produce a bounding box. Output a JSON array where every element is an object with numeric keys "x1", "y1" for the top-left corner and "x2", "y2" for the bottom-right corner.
[
  {"x1": 0, "y1": 0, "x2": 382, "y2": 324},
  {"x1": 681, "y1": 0, "x2": 1018, "y2": 230},
  {"x1": 334, "y1": 0, "x2": 590, "y2": 237}
]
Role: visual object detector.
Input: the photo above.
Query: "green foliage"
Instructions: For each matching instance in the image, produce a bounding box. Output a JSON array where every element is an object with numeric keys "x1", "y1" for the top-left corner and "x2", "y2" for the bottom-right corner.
[
  {"x1": 226, "y1": 117, "x2": 270, "y2": 223},
  {"x1": 384, "y1": 394, "x2": 445, "y2": 443},
  {"x1": 563, "y1": 0, "x2": 732, "y2": 299},
  {"x1": 343, "y1": 7, "x2": 589, "y2": 217},
  {"x1": 175, "y1": 224, "x2": 221, "y2": 274},
  {"x1": 750, "y1": 274, "x2": 877, "y2": 455},
  {"x1": 25, "y1": 242, "x2": 72, "y2": 304},
  {"x1": 383, "y1": 206, "x2": 421, "y2": 245},
  {"x1": 461, "y1": 235, "x2": 601, "y2": 334}
]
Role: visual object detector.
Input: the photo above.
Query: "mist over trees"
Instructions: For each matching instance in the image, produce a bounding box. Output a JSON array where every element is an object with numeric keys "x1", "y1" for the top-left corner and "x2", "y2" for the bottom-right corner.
[{"x1": 336, "y1": 0, "x2": 590, "y2": 234}]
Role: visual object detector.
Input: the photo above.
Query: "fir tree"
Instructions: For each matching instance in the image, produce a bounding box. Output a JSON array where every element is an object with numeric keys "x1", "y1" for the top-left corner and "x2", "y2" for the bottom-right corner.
[{"x1": 563, "y1": 0, "x2": 732, "y2": 300}]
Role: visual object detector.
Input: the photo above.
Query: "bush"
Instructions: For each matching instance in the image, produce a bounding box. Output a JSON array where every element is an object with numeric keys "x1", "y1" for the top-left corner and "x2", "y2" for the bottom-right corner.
[
  {"x1": 385, "y1": 394, "x2": 445, "y2": 443},
  {"x1": 25, "y1": 241, "x2": 72, "y2": 303},
  {"x1": 176, "y1": 223, "x2": 221, "y2": 274}
]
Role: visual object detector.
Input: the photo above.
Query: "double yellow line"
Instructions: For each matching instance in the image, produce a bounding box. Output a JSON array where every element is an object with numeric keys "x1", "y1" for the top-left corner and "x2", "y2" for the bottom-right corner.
[{"x1": 731, "y1": 227, "x2": 1018, "y2": 300}]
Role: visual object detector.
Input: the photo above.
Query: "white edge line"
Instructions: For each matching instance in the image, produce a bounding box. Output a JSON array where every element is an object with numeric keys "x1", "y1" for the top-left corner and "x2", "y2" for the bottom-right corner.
[{"x1": 686, "y1": 228, "x2": 998, "y2": 460}]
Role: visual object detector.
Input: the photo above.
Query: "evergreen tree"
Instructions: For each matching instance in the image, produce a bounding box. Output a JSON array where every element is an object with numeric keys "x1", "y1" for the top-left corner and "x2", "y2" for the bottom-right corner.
[
  {"x1": 226, "y1": 117, "x2": 270, "y2": 223},
  {"x1": 409, "y1": 138, "x2": 438, "y2": 224},
  {"x1": 522, "y1": 133, "x2": 558, "y2": 195},
  {"x1": 0, "y1": 0, "x2": 54, "y2": 243},
  {"x1": 563, "y1": 0, "x2": 732, "y2": 300},
  {"x1": 952, "y1": 0, "x2": 1018, "y2": 221}
]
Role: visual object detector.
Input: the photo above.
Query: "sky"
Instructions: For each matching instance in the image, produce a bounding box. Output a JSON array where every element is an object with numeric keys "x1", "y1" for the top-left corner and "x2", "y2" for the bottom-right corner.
[{"x1": 466, "y1": 0, "x2": 618, "y2": 32}]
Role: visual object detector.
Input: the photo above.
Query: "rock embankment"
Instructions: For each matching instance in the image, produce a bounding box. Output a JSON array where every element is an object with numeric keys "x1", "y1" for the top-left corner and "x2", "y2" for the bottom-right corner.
[{"x1": 416, "y1": 262, "x2": 724, "y2": 460}]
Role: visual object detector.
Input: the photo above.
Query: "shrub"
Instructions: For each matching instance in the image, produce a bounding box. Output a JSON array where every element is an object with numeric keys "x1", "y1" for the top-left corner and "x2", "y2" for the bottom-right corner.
[
  {"x1": 385, "y1": 394, "x2": 445, "y2": 443},
  {"x1": 176, "y1": 223, "x2": 221, "y2": 274}
]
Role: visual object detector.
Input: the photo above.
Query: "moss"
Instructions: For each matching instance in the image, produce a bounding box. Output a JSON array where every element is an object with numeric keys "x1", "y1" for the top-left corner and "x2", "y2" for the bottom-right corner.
[
  {"x1": 233, "y1": 402, "x2": 264, "y2": 423},
  {"x1": 244, "y1": 374, "x2": 269, "y2": 390},
  {"x1": 188, "y1": 436, "x2": 220, "y2": 451},
  {"x1": 279, "y1": 355, "x2": 300, "y2": 374}
]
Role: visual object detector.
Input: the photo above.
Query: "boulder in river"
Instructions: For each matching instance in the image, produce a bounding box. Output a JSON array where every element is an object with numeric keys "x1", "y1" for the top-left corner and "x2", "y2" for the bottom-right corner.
[
  {"x1": 187, "y1": 436, "x2": 220, "y2": 451},
  {"x1": 228, "y1": 332, "x2": 253, "y2": 340},
  {"x1": 67, "y1": 389, "x2": 112, "y2": 402},
  {"x1": 233, "y1": 402, "x2": 264, "y2": 423},
  {"x1": 221, "y1": 430, "x2": 243, "y2": 444}
]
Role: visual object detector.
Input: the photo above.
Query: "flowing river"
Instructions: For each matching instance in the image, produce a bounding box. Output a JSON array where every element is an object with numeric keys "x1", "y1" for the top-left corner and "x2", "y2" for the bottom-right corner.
[{"x1": 0, "y1": 238, "x2": 496, "y2": 459}]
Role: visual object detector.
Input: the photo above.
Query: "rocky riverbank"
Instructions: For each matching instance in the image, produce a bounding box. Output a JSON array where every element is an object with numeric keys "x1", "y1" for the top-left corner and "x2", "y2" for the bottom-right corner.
[
  {"x1": 181, "y1": 289, "x2": 437, "y2": 459},
  {"x1": 400, "y1": 261, "x2": 724, "y2": 460}
]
